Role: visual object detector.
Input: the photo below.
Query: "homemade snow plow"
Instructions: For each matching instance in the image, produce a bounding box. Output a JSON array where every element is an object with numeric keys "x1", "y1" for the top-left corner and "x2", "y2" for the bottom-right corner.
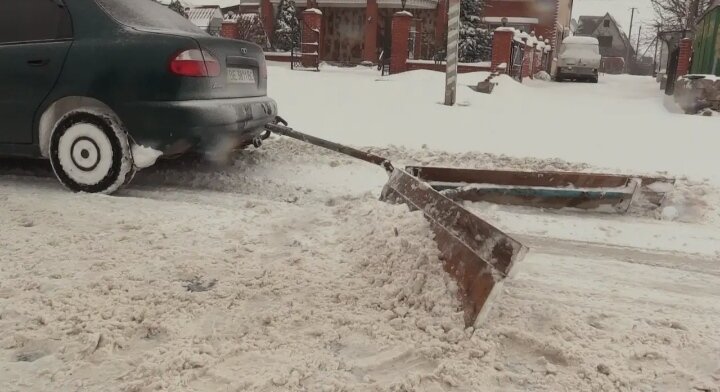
[{"x1": 264, "y1": 119, "x2": 674, "y2": 327}]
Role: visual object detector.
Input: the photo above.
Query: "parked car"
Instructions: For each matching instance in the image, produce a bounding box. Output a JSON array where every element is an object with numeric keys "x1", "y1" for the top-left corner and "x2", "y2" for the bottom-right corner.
[
  {"x1": 555, "y1": 36, "x2": 601, "y2": 83},
  {"x1": 0, "y1": 0, "x2": 277, "y2": 194}
]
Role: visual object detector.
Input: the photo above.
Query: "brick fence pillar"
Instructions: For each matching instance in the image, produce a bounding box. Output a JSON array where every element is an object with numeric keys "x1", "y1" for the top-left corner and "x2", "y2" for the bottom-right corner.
[
  {"x1": 677, "y1": 37, "x2": 693, "y2": 77},
  {"x1": 491, "y1": 29, "x2": 513, "y2": 72},
  {"x1": 260, "y1": 0, "x2": 274, "y2": 42},
  {"x1": 302, "y1": 9, "x2": 322, "y2": 68},
  {"x1": 435, "y1": 0, "x2": 448, "y2": 50},
  {"x1": 390, "y1": 11, "x2": 413, "y2": 74},
  {"x1": 363, "y1": 0, "x2": 379, "y2": 63},
  {"x1": 220, "y1": 21, "x2": 239, "y2": 39}
]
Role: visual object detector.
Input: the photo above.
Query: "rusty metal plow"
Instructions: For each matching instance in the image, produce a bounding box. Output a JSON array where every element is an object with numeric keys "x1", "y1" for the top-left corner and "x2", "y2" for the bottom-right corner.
[
  {"x1": 266, "y1": 120, "x2": 527, "y2": 327},
  {"x1": 265, "y1": 120, "x2": 673, "y2": 327},
  {"x1": 406, "y1": 166, "x2": 675, "y2": 212}
]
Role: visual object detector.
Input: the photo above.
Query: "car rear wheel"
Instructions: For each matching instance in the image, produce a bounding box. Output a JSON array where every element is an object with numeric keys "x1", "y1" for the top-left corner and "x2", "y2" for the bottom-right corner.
[{"x1": 49, "y1": 111, "x2": 135, "y2": 194}]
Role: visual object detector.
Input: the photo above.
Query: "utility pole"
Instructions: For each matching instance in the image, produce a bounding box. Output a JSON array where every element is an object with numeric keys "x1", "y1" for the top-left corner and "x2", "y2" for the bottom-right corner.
[
  {"x1": 627, "y1": 7, "x2": 637, "y2": 72},
  {"x1": 653, "y1": 26, "x2": 660, "y2": 75},
  {"x1": 636, "y1": 25, "x2": 642, "y2": 63},
  {"x1": 444, "y1": 0, "x2": 460, "y2": 106}
]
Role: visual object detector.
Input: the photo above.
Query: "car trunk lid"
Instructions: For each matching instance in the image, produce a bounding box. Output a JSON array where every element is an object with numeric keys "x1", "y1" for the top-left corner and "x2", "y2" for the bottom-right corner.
[{"x1": 193, "y1": 36, "x2": 267, "y2": 99}]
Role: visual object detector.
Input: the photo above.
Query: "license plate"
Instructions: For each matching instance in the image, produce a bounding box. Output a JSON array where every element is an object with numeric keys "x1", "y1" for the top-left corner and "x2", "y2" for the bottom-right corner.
[{"x1": 227, "y1": 68, "x2": 255, "y2": 84}]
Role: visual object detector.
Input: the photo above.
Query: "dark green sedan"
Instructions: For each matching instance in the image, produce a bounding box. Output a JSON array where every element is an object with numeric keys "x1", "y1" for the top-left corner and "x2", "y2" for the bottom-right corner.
[{"x1": 0, "y1": 0, "x2": 277, "y2": 193}]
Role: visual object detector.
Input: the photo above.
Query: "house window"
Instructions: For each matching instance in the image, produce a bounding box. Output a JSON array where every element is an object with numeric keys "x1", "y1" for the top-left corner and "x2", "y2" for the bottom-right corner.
[
  {"x1": 603, "y1": 20, "x2": 610, "y2": 28},
  {"x1": 598, "y1": 36, "x2": 613, "y2": 48}
]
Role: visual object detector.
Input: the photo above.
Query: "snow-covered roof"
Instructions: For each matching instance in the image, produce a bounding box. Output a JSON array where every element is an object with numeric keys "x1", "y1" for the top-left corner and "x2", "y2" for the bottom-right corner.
[
  {"x1": 562, "y1": 36, "x2": 600, "y2": 45},
  {"x1": 188, "y1": 6, "x2": 223, "y2": 29},
  {"x1": 268, "y1": 0, "x2": 438, "y2": 9}
]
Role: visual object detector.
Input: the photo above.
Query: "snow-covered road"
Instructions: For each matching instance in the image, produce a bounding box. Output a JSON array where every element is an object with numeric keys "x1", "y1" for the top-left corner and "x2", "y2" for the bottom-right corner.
[{"x1": 1, "y1": 67, "x2": 719, "y2": 391}]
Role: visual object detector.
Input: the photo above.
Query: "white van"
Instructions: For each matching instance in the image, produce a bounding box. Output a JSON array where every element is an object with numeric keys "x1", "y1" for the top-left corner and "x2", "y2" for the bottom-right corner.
[{"x1": 556, "y1": 36, "x2": 601, "y2": 83}]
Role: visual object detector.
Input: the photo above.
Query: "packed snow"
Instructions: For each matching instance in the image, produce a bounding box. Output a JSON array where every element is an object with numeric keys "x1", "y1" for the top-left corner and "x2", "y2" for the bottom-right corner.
[{"x1": 1, "y1": 65, "x2": 719, "y2": 391}]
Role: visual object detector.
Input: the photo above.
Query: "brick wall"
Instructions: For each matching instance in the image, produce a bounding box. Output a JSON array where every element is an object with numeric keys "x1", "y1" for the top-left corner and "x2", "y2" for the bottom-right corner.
[
  {"x1": 220, "y1": 21, "x2": 239, "y2": 39},
  {"x1": 677, "y1": 38, "x2": 692, "y2": 77}
]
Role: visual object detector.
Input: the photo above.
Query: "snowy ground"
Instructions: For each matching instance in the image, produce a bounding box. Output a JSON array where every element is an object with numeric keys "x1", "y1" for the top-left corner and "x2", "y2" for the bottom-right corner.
[{"x1": 1, "y1": 66, "x2": 719, "y2": 391}]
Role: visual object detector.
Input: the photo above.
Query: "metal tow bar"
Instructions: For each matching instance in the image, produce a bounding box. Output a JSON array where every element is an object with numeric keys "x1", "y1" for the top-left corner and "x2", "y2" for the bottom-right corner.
[{"x1": 266, "y1": 118, "x2": 528, "y2": 327}]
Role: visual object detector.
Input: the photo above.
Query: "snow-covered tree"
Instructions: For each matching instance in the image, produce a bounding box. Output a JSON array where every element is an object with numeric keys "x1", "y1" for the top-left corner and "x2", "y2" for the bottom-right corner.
[
  {"x1": 168, "y1": 0, "x2": 188, "y2": 17},
  {"x1": 237, "y1": 13, "x2": 271, "y2": 48},
  {"x1": 273, "y1": 0, "x2": 300, "y2": 51},
  {"x1": 459, "y1": 0, "x2": 491, "y2": 63},
  {"x1": 650, "y1": 0, "x2": 712, "y2": 33},
  {"x1": 155, "y1": 0, "x2": 188, "y2": 18}
]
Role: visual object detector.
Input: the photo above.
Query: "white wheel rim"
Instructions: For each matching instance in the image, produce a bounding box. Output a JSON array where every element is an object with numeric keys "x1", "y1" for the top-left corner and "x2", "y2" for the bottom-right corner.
[{"x1": 57, "y1": 123, "x2": 114, "y2": 186}]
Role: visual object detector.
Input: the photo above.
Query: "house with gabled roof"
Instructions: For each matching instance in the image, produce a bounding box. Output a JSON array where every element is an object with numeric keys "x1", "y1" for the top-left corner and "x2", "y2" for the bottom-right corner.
[
  {"x1": 576, "y1": 13, "x2": 634, "y2": 65},
  {"x1": 187, "y1": 6, "x2": 224, "y2": 35}
]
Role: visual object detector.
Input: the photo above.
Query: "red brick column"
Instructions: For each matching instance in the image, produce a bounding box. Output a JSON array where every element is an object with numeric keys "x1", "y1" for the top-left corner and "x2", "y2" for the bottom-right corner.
[
  {"x1": 390, "y1": 11, "x2": 413, "y2": 74},
  {"x1": 220, "y1": 21, "x2": 239, "y2": 39},
  {"x1": 363, "y1": 0, "x2": 379, "y2": 63},
  {"x1": 260, "y1": 0, "x2": 274, "y2": 42},
  {"x1": 491, "y1": 29, "x2": 513, "y2": 72},
  {"x1": 435, "y1": 0, "x2": 448, "y2": 49},
  {"x1": 677, "y1": 37, "x2": 693, "y2": 77},
  {"x1": 301, "y1": 9, "x2": 322, "y2": 68}
]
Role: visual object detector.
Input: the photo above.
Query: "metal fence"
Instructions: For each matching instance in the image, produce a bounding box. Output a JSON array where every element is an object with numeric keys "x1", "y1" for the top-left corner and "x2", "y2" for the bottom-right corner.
[{"x1": 509, "y1": 40, "x2": 524, "y2": 81}]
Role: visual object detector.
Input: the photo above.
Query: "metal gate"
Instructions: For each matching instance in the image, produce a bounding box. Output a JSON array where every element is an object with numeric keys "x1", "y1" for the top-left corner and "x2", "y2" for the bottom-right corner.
[
  {"x1": 665, "y1": 48, "x2": 679, "y2": 95},
  {"x1": 509, "y1": 40, "x2": 524, "y2": 81},
  {"x1": 290, "y1": 20, "x2": 320, "y2": 71}
]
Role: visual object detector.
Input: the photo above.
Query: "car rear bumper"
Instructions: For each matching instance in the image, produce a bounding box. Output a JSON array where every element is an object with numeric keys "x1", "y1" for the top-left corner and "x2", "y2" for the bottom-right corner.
[
  {"x1": 558, "y1": 66, "x2": 598, "y2": 77},
  {"x1": 122, "y1": 96, "x2": 278, "y2": 155}
]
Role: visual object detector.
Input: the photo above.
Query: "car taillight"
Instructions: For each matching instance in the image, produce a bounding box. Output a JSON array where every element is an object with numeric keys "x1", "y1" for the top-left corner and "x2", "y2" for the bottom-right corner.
[{"x1": 169, "y1": 49, "x2": 220, "y2": 77}]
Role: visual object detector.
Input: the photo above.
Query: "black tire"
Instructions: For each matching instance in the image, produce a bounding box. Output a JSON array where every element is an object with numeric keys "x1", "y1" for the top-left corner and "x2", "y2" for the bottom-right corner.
[
  {"x1": 556, "y1": 74, "x2": 564, "y2": 82},
  {"x1": 592, "y1": 77, "x2": 599, "y2": 84},
  {"x1": 49, "y1": 111, "x2": 135, "y2": 194}
]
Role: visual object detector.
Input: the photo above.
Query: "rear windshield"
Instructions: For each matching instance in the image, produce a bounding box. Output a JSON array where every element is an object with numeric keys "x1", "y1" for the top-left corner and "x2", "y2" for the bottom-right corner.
[
  {"x1": 560, "y1": 43, "x2": 600, "y2": 56},
  {"x1": 94, "y1": 0, "x2": 205, "y2": 35}
]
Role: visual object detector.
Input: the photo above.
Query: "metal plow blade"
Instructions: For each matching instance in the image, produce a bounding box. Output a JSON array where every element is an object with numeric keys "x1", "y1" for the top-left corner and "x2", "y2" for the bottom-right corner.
[
  {"x1": 381, "y1": 169, "x2": 528, "y2": 327},
  {"x1": 407, "y1": 166, "x2": 675, "y2": 212},
  {"x1": 265, "y1": 120, "x2": 529, "y2": 327}
]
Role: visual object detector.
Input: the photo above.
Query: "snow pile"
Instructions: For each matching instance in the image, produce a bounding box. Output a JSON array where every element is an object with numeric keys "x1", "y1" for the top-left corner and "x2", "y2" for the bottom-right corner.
[
  {"x1": 534, "y1": 71, "x2": 552, "y2": 81},
  {"x1": 268, "y1": 65, "x2": 720, "y2": 185}
]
